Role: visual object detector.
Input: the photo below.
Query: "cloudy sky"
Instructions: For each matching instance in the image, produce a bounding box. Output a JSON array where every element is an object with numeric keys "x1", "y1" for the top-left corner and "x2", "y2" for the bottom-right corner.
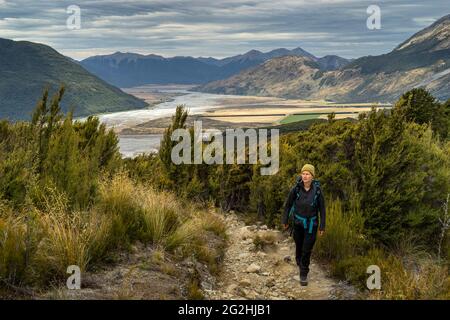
[{"x1": 0, "y1": 0, "x2": 448, "y2": 60}]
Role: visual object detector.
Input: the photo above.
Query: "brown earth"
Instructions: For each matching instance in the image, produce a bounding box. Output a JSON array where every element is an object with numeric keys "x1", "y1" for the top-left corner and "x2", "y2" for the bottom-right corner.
[
  {"x1": 205, "y1": 212, "x2": 359, "y2": 300},
  {"x1": 26, "y1": 211, "x2": 358, "y2": 300}
]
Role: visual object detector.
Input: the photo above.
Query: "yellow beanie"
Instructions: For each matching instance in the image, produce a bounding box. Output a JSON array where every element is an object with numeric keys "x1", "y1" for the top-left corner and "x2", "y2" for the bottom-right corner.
[{"x1": 301, "y1": 164, "x2": 315, "y2": 177}]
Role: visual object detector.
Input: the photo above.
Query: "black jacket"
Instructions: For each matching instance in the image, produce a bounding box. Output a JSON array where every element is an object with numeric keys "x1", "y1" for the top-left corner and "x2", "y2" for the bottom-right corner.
[{"x1": 281, "y1": 179, "x2": 326, "y2": 231}]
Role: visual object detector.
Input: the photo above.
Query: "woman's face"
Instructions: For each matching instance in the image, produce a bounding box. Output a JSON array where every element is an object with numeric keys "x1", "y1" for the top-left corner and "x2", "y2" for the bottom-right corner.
[{"x1": 301, "y1": 171, "x2": 313, "y2": 184}]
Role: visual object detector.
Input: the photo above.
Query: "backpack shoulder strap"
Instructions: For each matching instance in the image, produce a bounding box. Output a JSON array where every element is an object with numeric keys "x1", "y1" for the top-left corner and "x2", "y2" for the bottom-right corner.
[
  {"x1": 294, "y1": 177, "x2": 302, "y2": 199},
  {"x1": 312, "y1": 179, "x2": 321, "y2": 207}
]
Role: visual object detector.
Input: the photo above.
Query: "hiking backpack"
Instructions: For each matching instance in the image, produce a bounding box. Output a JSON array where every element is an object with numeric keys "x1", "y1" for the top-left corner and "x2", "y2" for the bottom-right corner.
[{"x1": 287, "y1": 177, "x2": 321, "y2": 235}]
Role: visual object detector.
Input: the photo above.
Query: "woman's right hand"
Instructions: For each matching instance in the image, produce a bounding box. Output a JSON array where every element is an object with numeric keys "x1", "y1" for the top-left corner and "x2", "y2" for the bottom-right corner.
[{"x1": 283, "y1": 224, "x2": 289, "y2": 230}]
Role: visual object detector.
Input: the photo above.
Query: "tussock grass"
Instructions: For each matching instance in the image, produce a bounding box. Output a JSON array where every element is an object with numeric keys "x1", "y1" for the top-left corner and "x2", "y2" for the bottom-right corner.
[
  {"x1": 186, "y1": 267, "x2": 204, "y2": 300},
  {"x1": 165, "y1": 219, "x2": 200, "y2": 252},
  {"x1": 34, "y1": 211, "x2": 91, "y2": 281},
  {"x1": 253, "y1": 232, "x2": 277, "y2": 251},
  {"x1": 315, "y1": 198, "x2": 450, "y2": 299},
  {"x1": 140, "y1": 190, "x2": 183, "y2": 246},
  {"x1": 378, "y1": 256, "x2": 449, "y2": 299},
  {"x1": 201, "y1": 212, "x2": 227, "y2": 239},
  {"x1": 96, "y1": 173, "x2": 145, "y2": 245},
  {"x1": 0, "y1": 172, "x2": 227, "y2": 290},
  {"x1": 0, "y1": 214, "x2": 27, "y2": 284}
]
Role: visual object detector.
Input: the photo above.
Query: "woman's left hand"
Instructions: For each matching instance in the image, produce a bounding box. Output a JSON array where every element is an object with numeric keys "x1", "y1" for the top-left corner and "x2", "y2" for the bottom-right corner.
[{"x1": 319, "y1": 230, "x2": 325, "y2": 237}]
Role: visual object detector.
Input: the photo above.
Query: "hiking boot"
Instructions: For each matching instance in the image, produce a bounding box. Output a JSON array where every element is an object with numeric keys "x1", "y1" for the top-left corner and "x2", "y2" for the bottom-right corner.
[
  {"x1": 300, "y1": 274, "x2": 308, "y2": 286},
  {"x1": 299, "y1": 270, "x2": 308, "y2": 286}
]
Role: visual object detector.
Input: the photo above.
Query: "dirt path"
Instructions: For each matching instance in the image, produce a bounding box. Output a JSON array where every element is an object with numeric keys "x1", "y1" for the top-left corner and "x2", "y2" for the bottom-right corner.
[
  {"x1": 35, "y1": 211, "x2": 356, "y2": 300},
  {"x1": 204, "y1": 213, "x2": 357, "y2": 300},
  {"x1": 39, "y1": 242, "x2": 203, "y2": 300}
]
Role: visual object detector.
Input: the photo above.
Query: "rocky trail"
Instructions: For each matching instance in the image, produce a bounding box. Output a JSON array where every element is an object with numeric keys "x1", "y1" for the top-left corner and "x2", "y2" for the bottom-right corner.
[
  {"x1": 36, "y1": 211, "x2": 357, "y2": 300},
  {"x1": 204, "y1": 213, "x2": 357, "y2": 300}
]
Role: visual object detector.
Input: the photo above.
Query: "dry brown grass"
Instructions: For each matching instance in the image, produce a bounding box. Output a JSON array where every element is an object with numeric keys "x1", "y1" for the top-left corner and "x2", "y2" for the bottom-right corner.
[{"x1": 0, "y1": 172, "x2": 227, "y2": 290}]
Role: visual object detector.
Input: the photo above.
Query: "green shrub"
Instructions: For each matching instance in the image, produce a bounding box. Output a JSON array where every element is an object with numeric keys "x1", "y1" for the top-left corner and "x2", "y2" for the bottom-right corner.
[
  {"x1": 315, "y1": 198, "x2": 366, "y2": 262},
  {"x1": 332, "y1": 248, "x2": 386, "y2": 291}
]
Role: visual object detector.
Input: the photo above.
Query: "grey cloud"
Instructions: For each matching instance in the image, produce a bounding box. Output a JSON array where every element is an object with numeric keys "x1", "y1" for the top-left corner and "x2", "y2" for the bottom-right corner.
[{"x1": 0, "y1": 0, "x2": 448, "y2": 60}]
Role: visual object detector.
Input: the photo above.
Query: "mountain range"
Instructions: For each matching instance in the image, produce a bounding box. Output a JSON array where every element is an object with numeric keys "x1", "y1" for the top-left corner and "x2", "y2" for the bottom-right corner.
[
  {"x1": 2, "y1": 14, "x2": 450, "y2": 121},
  {"x1": 80, "y1": 48, "x2": 350, "y2": 88},
  {"x1": 198, "y1": 14, "x2": 450, "y2": 103},
  {"x1": 0, "y1": 38, "x2": 147, "y2": 121}
]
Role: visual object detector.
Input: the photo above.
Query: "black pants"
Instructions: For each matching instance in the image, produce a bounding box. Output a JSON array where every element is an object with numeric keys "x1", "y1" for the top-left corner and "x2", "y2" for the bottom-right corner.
[{"x1": 292, "y1": 223, "x2": 318, "y2": 276}]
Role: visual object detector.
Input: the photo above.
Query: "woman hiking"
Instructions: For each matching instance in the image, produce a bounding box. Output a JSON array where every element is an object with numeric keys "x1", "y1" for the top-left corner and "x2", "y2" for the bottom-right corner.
[{"x1": 282, "y1": 164, "x2": 326, "y2": 286}]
